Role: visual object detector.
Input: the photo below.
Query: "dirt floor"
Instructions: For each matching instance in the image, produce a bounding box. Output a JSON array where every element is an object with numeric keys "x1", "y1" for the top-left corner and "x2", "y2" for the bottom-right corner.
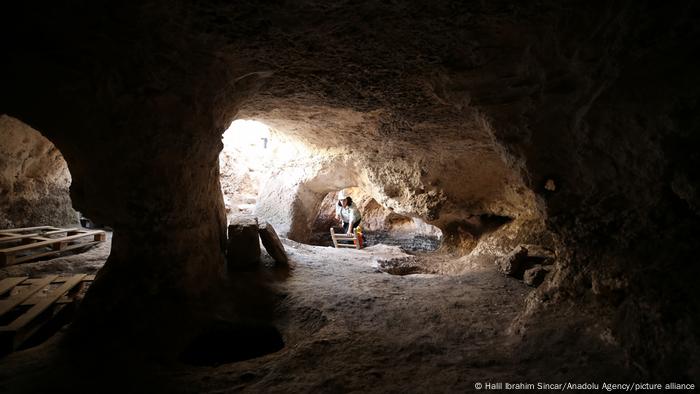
[{"x1": 0, "y1": 236, "x2": 635, "y2": 393}]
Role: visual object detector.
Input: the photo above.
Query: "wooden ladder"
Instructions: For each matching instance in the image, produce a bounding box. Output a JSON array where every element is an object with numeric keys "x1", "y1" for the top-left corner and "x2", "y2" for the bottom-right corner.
[{"x1": 330, "y1": 228, "x2": 361, "y2": 249}]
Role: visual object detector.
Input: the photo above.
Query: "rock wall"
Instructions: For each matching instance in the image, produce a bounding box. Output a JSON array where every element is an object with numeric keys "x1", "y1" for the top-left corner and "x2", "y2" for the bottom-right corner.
[
  {"x1": 0, "y1": 115, "x2": 78, "y2": 228},
  {"x1": 447, "y1": 3, "x2": 700, "y2": 378}
]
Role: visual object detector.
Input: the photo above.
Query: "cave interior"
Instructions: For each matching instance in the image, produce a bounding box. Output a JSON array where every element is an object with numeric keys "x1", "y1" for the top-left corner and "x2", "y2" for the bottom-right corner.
[{"x1": 0, "y1": 1, "x2": 699, "y2": 392}]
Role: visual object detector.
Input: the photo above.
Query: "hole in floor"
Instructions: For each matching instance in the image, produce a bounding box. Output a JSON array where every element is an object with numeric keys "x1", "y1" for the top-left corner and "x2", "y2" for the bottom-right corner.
[
  {"x1": 376, "y1": 257, "x2": 427, "y2": 276},
  {"x1": 180, "y1": 321, "x2": 285, "y2": 366}
]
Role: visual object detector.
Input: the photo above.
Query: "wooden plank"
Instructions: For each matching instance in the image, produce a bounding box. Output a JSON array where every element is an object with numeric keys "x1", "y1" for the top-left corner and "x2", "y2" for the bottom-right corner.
[
  {"x1": 42, "y1": 228, "x2": 81, "y2": 236},
  {"x1": 9, "y1": 241, "x2": 101, "y2": 265},
  {"x1": 0, "y1": 276, "x2": 58, "y2": 316},
  {"x1": 0, "y1": 231, "x2": 104, "y2": 254},
  {"x1": 331, "y1": 227, "x2": 360, "y2": 249},
  {"x1": 22, "y1": 278, "x2": 51, "y2": 285},
  {"x1": 23, "y1": 277, "x2": 64, "y2": 285},
  {"x1": 53, "y1": 241, "x2": 69, "y2": 251},
  {"x1": 2, "y1": 274, "x2": 86, "y2": 332},
  {"x1": 0, "y1": 233, "x2": 88, "y2": 253},
  {"x1": 0, "y1": 277, "x2": 29, "y2": 297},
  {"x1": 0, "y1": 226, "x2": 57, "y2": 234},
  {"x1": 0, "y1": 232, "x2": 23, "y2": 237},
  {"x1": 22, "y1": 276, "x2": 91, "y2": 306},
  {"x1": 9, "y1": 304, "x2": 68, "y2": 350},
  {"x1": 0, "y1": 253, "x2": 14, "y2": 266},
  {"x1": 25, "y1": 236, "x2": 52, "y2": 242},
  {"x1": 55, "y1": 296, "x2": 74, "y2": 305},
  {"x1": 23, "y1": 275, "x2": 95, "y2": 286},
  {"x1": 330, "y1": 228, "x2": 339, "y2": 248},
  {"x1": 0, "y1": 274, "x2": 95, "y2": 351},
  {"x1": 0, "y1": 234, "x2": 40, "y2": 244}
]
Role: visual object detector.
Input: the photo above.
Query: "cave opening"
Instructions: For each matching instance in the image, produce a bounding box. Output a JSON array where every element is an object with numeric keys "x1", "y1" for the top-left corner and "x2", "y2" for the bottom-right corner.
[{"x1": 219, "y1": 119, "x2": 274, "y2": 219}]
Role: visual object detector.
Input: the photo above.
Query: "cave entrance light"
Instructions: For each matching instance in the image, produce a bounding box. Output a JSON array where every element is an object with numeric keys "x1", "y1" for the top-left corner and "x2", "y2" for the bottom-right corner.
[
  {"x1": 222, "y1": 119, "x2": 271, "y2": 157},
  {"x1": 219, "y1": 119, "x2": 307, "y2": 221},
  {"x1": 220, "y1": 120, "x2": 272, "y2": 219}
]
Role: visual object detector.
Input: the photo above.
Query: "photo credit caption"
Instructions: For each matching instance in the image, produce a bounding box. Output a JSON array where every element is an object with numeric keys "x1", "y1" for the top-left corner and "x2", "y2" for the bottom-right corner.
[{"x1": 474, "y1": 382, "x2": 696, "y2": 391}]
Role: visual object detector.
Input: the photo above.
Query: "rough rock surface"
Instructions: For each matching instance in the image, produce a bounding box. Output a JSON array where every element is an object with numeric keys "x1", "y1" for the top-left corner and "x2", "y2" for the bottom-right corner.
[
  {"x1": 375, "y1": 256, "x2": 421, "y2": 276},
  {"x1": 258, "y1": 221, "x2": 288, "y2": 266},
  {"x1": 227, "y1": 217, "x2": 260, "y2": 271},
  {"x1": 0, "y1": 115, "x2": 78, "y2": 228},
  {"x1": 523, "y1": 265, "x2": 551, "y2": 287},
  {"x1": 496, "y1": 245, "x2": 530, "y2": 278}
]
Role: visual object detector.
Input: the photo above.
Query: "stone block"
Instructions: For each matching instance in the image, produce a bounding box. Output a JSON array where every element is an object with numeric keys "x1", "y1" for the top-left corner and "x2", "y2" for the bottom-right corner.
[{"x1": 227, "y1": 217, "x2": 260, "y2": 271}]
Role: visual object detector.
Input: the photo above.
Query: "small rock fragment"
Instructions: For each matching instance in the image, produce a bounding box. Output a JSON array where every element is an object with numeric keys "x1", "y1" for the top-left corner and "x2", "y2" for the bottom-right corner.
[
  {"x1": 544, "y1": 179, "x2": 556, "y2": 191},
  {"x1": 523, "y1": 265, "x2": 551, "y2": 287},
  {"x1": 521, "y1": 244, "x2": 555, "y2": 260},
  {"x1": 496, "y1": 245, "x2": 529, "y2": 278}
]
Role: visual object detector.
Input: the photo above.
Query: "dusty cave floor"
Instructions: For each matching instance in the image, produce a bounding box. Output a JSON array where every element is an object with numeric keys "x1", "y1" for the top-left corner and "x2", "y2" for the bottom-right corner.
[{"x1": 0, "y1": 237, "x2": 635, "y2": 393}]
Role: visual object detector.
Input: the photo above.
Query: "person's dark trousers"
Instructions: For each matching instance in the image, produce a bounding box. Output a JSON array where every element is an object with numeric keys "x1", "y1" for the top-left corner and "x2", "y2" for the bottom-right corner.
[{"x1": 342, "y1": 220, "x2": 361, "y2": 233}]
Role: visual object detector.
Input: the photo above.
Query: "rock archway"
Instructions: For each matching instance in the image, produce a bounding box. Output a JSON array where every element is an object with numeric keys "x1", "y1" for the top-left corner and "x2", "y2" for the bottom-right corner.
[{"x1": 0, "y1": 115, "x2": 78, "y2": 228}]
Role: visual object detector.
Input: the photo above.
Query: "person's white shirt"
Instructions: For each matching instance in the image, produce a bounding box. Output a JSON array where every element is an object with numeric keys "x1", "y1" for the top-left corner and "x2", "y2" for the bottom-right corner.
[{"x1": 338, "y1": 203, "x2": 361, "y2": 225}]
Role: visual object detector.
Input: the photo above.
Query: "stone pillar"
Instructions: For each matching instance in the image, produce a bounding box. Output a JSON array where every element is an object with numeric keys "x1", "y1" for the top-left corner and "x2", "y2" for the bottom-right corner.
[
  {"x1": 227, "y1": 217, "x2": 261, "y2": 271},
  {"x1": 0, "y1": 2, "x2": 244, "y2": 351}
]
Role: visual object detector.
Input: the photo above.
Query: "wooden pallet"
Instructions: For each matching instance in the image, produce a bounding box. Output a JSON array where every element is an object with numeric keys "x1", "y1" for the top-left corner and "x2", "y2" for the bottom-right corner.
[
  {"x1": 330, "y1": 228, "x2": 361, "y2": 249},
  {"x1": 0, "y1": 274, "x2": 95, "y2": 352},
  {"x1": 0, "y1": 226, "x2": 106, "y2": 267}
]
